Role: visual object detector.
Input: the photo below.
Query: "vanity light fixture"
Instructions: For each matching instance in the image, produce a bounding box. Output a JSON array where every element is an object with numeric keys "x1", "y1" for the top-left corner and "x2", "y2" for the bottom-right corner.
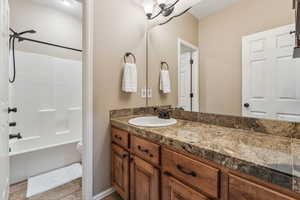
[
  {"x1": 143, "y1": 0, "x2": 192, "y2": 26},
  {"x1": 157, "y1": 0, "x2": 166, "y2": 7},
  {"x1": 143, "y1": 0, "x2": 155, "y2": 19},
  {"x1": 143, "y1": 0, "x2": 181, "y2": 20}
]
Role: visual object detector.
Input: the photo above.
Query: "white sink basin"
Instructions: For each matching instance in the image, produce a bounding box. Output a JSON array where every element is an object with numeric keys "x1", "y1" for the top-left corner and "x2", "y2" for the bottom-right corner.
[{"x1": 128, "y1": 116, "x2": 177, "y2": 127}]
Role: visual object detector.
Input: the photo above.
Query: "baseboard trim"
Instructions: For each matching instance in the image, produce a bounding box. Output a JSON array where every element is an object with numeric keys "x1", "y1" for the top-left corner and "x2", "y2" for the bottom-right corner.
[{"x1": 93, "y1": 187, "x2": 116, "y2": 200}]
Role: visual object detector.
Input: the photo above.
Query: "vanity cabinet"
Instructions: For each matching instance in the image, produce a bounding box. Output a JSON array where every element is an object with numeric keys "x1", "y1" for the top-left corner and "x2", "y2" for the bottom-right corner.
[{"x1": 111, "y1": 127, "x2": 299, "y2": 200}]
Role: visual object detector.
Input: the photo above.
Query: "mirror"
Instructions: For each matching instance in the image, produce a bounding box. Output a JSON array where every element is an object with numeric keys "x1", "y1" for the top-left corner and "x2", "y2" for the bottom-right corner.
[{"x1": 146, "y1": 0, "x2": 300, "y2": 122}]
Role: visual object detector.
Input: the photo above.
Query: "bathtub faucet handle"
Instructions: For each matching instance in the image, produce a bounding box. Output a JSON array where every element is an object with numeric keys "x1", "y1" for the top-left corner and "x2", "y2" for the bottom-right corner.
[
  {"x1": 9, "y1": 133, "x2": 22, "y2": 140},
  {"x1": 9, "y1": 122, "x2": 17, "y2": 127},
  {"x1": 8, "y1": 107, "x2": 17, "y2": 113}
]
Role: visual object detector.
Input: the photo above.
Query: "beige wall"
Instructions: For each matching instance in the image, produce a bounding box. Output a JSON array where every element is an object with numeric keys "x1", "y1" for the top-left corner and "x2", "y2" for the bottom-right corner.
[
  {"x1": 198, "y1": 0, "x2": 294, "y2": 116},
  {"x1": 148, "y1": 13, "x2": 199, "y2": 106},
  {"x1": 93, "y1": 0, "x2": 198, "y2": 194},
  {"x1": 9, "y1": 0, "x2": 82, "y2": 60},
  {"x1": 93, "y1": 0, "x2": 147, "y2": 194}
]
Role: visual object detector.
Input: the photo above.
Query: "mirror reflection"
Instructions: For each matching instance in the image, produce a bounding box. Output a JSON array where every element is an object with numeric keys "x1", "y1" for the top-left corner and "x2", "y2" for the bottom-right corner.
[{"x1": 147, "y1": 0, "x2": 299, "y2": 122}]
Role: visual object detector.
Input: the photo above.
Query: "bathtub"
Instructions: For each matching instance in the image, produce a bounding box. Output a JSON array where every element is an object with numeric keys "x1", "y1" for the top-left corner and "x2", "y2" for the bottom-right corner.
[{"x1": 9, "y1": 140, "x2": 81, "y2": 184}]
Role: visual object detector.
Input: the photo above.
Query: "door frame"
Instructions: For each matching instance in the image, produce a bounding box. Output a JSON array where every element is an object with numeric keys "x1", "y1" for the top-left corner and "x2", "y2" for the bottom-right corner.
[
  {"x1": 82, "y1": 0, "x2": 94, "y2": 199},
  {"x1": 177, "y1": 38, "x2": 199, "y2": 112},
  {"x1": 4, "y1": 0, "x2": 94, "y2": 199}
]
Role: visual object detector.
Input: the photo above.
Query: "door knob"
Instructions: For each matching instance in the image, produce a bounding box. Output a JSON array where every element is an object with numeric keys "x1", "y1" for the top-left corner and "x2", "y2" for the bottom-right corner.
[{"x1": 244, "y1": 103, "x2": 250, "y2": 108}]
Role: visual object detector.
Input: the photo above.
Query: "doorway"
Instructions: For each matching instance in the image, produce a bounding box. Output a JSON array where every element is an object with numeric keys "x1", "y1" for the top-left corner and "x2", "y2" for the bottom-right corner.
[
  {"x1": 0, "y1": 0, "x2": 94, "y2": 199},
  {"x1": 177, "y1": 39, "x2": 199, "y2": 112}
]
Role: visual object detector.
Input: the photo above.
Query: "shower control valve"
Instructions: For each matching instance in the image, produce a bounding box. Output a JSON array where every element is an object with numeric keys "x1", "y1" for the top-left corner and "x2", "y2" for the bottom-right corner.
[
  {"x1": 8, "y1": 107, "x2": 17, "y2": 113},
  {"x1": 9, "y1": 122, "x2": 17, "y2": 127},
  {"x1": 9, "y1": 133, "x2": 22, "y2": 140}
]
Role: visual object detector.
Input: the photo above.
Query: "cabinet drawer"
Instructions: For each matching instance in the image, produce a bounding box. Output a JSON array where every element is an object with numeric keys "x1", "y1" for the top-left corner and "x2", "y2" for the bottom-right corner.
[
  {"x1": 112, "y1": 127, "x2": 129, "y2": 149},
  {"x1": 132, "y1": 136, "x2": 160, "y2": 165},
  {"x1": 229, "y1": 174, "x2": 296, "y2": 200},
  {"x1": 162, "y1": 174, "x2": 210, "y2": 200},
  {"x1": 162, "y1": 148, "x2": 220, "y2": 199}
]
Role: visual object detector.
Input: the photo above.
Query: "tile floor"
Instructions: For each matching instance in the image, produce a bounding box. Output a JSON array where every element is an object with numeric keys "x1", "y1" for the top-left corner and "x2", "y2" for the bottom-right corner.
[{"x1": 9, "y1": 178, "x2": 122, "y2": 200}]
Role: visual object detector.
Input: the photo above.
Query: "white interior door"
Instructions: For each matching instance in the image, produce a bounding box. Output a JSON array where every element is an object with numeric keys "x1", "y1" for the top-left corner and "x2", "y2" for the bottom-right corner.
[
  {"x1": 242, "y1": 28, "x2": 272, "y2": 119},
  {"x1": 243, "y1": 24, "x2": 300, "y2": 122},
  {"x1": 179, "y1": 52, "x2": 191, "y2": 111},
  {"x1": 271, "y1": 25, "x2": 300, "y2": 122},
  {"x1": 0, "y1": 0, "x2": 10, "y2": 199}
]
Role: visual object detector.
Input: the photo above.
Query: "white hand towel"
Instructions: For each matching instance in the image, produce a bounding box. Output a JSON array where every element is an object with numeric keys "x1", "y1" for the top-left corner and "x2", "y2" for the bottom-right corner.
[
  {"x1": 160, "y1": 70, "x2": 171, "y2": 94},
  {"x1": 122, "y1": 63, "x2": 137, "y2": 93}
]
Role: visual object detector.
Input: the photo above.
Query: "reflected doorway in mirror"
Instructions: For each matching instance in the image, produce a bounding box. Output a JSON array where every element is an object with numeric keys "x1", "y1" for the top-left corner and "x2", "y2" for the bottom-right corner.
[{"x1": 177, "y1": 39, "x2": 199, "y2": 112}]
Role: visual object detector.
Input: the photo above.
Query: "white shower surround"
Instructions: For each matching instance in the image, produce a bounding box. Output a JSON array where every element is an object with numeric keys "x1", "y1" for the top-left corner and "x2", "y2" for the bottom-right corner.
[
  {"x1": 9, "y1": 51, "x2": 82, "y2": 184},
  {"x1": 9, "y1": 50, "x2": 82, "y2": 155}
]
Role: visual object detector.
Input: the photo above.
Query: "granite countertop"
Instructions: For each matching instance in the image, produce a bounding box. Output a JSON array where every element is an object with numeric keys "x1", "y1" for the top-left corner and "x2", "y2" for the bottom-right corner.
[{"x1": 111, "y1": 115, "x2": 300, "y2": 193}]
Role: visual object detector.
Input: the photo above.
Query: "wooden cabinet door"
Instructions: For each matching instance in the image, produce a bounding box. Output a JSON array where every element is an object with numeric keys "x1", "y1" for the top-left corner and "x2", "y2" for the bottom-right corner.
[
  {"x1": 112, "y1": 144, "x2": 130, "y2": 200},
  {"x1": 130, "y1": 156, "x2": 159, "y2": 200},
  {"x1": 229, "y1": 174, "x2": 296, "y2": 200},
  {"x1": 162, "y1": 174, "x2": 210, "y2": 200}
]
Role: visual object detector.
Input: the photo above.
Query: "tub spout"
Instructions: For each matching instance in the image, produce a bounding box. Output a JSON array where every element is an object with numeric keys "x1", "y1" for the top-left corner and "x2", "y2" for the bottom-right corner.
[{"x1": 9, "y1": 133, "x2": 22, "y2": 140}]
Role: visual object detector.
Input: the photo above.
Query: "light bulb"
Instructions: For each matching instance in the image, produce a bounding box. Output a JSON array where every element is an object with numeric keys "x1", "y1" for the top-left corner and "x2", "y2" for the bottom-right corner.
[
  {"x1": 62, "y1": 0, "x2": 71, "y2": 6},
  {"x1": 143, "y1": 0, "x2": 154, "y2": 19}
]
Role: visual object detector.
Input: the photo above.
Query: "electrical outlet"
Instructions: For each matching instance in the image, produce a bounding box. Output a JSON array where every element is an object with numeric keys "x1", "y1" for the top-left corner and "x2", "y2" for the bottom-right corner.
[
  {"x1": 141, "y1": 88, "x2": 147, "y2": 98},
  {"x1": 147, "y1": 88, "x2": 152, "y2": 98}
]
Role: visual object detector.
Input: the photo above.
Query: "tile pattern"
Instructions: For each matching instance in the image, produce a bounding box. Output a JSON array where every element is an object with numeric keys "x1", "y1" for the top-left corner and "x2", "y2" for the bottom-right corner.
[
  {"x1": 9, "y1": 179, "x2": 82, "y2": 200},
  {"x1": 111, "y1": 115, "x2": 300, "y2": 194},
  {"x1": 9, "y1": 178, "x2": 122, "y2": 200}
]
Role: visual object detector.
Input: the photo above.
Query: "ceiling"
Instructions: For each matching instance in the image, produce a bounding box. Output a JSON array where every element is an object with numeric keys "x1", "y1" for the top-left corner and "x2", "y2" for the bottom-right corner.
[
  {"x1": 190, "y1": 0, "x2": 241, "y2": 20},
  {"x1": 29, "y1": 0, "x2": 82, "y2": 19}
]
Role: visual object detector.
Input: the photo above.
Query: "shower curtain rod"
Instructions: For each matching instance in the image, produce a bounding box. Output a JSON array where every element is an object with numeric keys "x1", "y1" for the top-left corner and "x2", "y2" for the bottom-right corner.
[{"x1": 14, "y1": 36, "x2": 83, "y2": 52}]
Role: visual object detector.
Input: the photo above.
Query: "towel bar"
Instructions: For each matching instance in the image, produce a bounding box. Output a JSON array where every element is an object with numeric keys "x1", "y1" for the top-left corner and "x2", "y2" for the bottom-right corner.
[
  {"x1": 124, "y1": 52, "x2": 136, "y2": 64},
  {"x1": 161, "y1": 61, "x2": 169, "y2": 70}
]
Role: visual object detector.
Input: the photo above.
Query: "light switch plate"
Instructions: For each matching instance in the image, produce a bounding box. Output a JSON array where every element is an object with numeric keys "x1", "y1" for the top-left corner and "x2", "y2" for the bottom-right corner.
[
  {"x1": 141, "y1": 88, "x2": 147, "y2": 98},
  {"x1": 147, "y1": 88, "x2": 152, "y2": 98}
]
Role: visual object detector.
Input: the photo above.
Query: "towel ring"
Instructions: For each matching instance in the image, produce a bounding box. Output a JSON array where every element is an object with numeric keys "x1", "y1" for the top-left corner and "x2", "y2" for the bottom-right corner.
[
  {"x1": 124, "y1": 52, "x2": 136, "y2": 64},
  {"x1": 161, "y1": 61, "x2": 169, "y2": 70}
]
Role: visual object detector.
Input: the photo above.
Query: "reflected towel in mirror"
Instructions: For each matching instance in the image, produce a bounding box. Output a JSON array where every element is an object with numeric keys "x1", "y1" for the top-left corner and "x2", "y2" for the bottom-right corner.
[{"x1": 160, "y1": 70, "x2": 171, "y2": 93}]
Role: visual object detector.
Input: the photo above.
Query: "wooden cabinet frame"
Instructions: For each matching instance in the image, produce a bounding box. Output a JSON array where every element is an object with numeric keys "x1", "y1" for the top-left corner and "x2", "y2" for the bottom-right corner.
[{"x1": 111, "y1": 127, "x2": 300, "y2": 200}]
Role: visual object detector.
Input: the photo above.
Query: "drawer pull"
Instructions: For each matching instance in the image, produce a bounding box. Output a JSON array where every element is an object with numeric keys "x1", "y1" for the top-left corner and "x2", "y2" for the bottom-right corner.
[
  {"x1": 114, "y1": 135, "x2": 122, "y2": 140},
  {"x1": 122, "y1": 154, "x2": 128, "y2": 158},
  {"x1": 138, "y1": 145, "x2": 149, "y2": 153},
  {"x1": 177, "y1": 165, "x2": 197, "y2": 177}
]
